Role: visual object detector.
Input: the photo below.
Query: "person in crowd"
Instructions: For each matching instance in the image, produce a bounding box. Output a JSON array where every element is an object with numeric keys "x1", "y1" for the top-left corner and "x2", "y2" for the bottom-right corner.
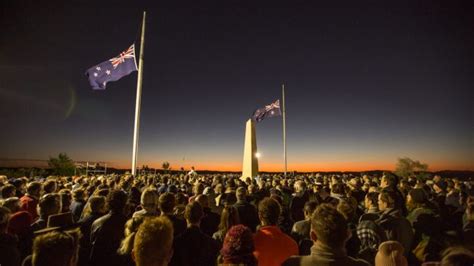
[
  {"x1": 438, "y1": 246, "x2": 474, "y2": 266},
  {"x1": 170, "y1": 201, "x2": 219, "y2": 266},
  {"x1": 20, "y1": 181, "x2": 42, "y2": 221},
  {"x1": 159, "y1": 192, "x2": 186, "y2": 237},
  {"x1": 2, "y1": 196, "x2": 21, "y2": 213},
  {"x1": 283, "y1": 203, "x2": 370, "y2": 266},
  {"x1": 117, "y1": 216, "x2": 145, "y2": 266},
  {"x1": 70, "y1": 188, "x2": 86, "y2": 222},
  {"x1": 90, "y1": 190, "x2": 128, "y2": 266},
  {"x1": 59, "y1": 189, "x2": 72, "y2": 213},
  {"x1": 219, "y1": 224, "x2": 257, "y2": 266},
  {"x1": 290, "y1": 180, "x2": 310, "y2": 223},
  {"x1": 30, "y1": 229, "x2": 80, "y2": 266},
  {"x1": 360, "y1": 191, "x2": 380, "y2": 222},
  {"x1": 254, "y1": 197, "x2": 298, "y2": 266},
  {"x1": 380, "y1": 173, "x2": 407, "y2": 216},
  {"x1": 213, "y1": 205, "x2": 240, "y2": 248},
  {"x1": 376, "y1": 190, "x2": 413, "y2": 257},
  {"x1": 463, "y1": 202, "x2": 474, "y2": 246},
  {"x1": 133, "y1": 187, "x2": 160, "y2": 218},
  {"x1": 1, "y1": 184, "x2": 16, "y2": 199},
  {"x1": 42, "y1": 180, "x2": 57, "y2": 194},
  {"x1": 31, "y1": 193, "x2": 60, "y2": 232},
  {"x1": 233, "y1": 186, "x2": 259, "y2": 232},
  {"x1": 133, "y1": 216, "x2": 174, "y2": 266},
  {"x1": 0, "y1": 206, "x2": 21, "y2": 266},
  {"x1": 77, "y1": 196, "x2": 106, "y2": 266},
  {"x1": 7, "y1": 210, "x2": 33, "y2": 261},
  {"x1": 291, "y1": 200, "x2": 318, "y2": 255},
  {"x1": 196, "y1": 194, "x2": 220, "y2": 236},
  {"x1": 374, "y1": 241, "x2": 408, "y2": 266}
]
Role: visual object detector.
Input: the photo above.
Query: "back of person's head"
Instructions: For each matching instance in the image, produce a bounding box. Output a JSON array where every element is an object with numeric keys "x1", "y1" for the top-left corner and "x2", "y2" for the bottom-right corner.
[
  {"x1": 375, "y1": 241, "x2": 407, "y2": 266},
  {"x1": 2, "y1": 197, "x2": 20, "y2": 213},
  {"x1": 258, "y1": 197, "x2": 280, "y2": 226},
  {"x1": 59, "y1": 189, "x2": 72, "y2": 212},
  {"x1": 89, "y1": 196, "x2": 106, "y2": 213},
  {"x1": 133, "y1": 216, "x2": 174, "y2": 266},
  {"x1": 311, "y1": 203, "x2": 348, "y2": 248},
  {"x1": 107, "y1": 190, "x2": 127, "y2": 214},
  {"x1": 365, "y1": 192, "x2": 379, "y2": 207},
  {"x1": 159, "y1": 192, "x2": 176, "y2": 214},
  {"x1": 441, "y1": 246, "x2": 474, "y2": 266},
  {"x1": 219, "y1": 205, "x2": 240, "y2": 232},
  {"x1": 236, "y1": 186, "x2": 247, "y2": 201},
  {"x1": 140, "y1": 188, "x2": 159, "y2": 211},
  {"x1": 337, "y1": 199, "x2": 355, "y2": 222},
  {"x1": 303, "y1": 200, "x2": 318, "y2": 217},
  {"x1": 118, "y1": 216, "x2": 145, "y2": 256},
  {"x1": 185, "y1": 201, "x2": 203, "y2": 225},
  {"x1": 1, "y1": 184, "x2": 16, "y2": 199},
  {"x1": 195, "y1": 194, "x2": 209, "y2": 208},
  {"x1": 32, "y1": 230, "x2": 80, "y2": 266},
  {"x1": 43, "y1": 180, "x2": 57, "y2": 194},
  {"x1": 72, "y1": 189, "x2": 85, "y2": 201},
  {"x1": 38, "y1": 193, "x2": 60, "y2": 218},
  {"x1": 27, "y1": 181, "x2": 42, "y2": 196},
  {"x1": 331, "y1": 182, "x2": 346, "y2": 195},
  {"x1": 221, "y1": 225, "x2": 256, "y2": 265}
]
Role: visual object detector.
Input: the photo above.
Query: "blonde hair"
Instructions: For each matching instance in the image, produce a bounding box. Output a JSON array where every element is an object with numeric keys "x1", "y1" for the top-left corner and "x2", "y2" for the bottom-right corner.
[
  {"x1": 134, "y1": 216, "x2": 174, "y2": 266},
  {"x1": 375, "y1": 241, "x2": 407, "y2": 266},
  {"x1": 117, "y1": 216, "x2": 145, "y2": 255}
]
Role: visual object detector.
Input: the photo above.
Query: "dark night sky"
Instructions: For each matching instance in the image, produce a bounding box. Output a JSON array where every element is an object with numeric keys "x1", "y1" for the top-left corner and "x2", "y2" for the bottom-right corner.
[{"x1": 1, "y1": 1, "x2": 473, "y2": 171}]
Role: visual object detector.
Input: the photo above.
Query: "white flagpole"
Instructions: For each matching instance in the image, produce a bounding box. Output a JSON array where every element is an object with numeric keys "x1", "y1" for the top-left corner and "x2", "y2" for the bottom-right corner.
[
  {"x1": 282, "y1": 83, "x2": 287, "y2": 177},
  {"x1": 131, "y1": 11, "x2": 146, "y2": 177}
]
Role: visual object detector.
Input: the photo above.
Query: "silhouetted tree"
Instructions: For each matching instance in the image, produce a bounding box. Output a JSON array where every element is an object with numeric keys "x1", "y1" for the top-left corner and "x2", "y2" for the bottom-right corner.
[
  {"x1": 48, "y1": 153, "x2": 75, "y2": 176},
  {"x1": 395, "y1": 157, "x2": 428, "y2": 178}
]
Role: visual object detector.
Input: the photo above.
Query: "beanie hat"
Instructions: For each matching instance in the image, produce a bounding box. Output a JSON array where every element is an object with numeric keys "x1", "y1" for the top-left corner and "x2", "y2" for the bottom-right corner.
[
  {"x1": 221, "y1": 225, "x2": 256, "y2": 265},
  {"x1": 7, "y1": 211, "x2": 32, "y2": 235}
]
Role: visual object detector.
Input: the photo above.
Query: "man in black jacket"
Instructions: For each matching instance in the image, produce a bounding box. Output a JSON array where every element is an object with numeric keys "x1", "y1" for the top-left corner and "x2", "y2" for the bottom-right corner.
[
  {"x1": 170, "y1": 201, "x2": 219, "y2": 266},
  {"x1": 89, "y1": 190, "x2": 128, "y2": 266},
  {"x1": 234, "y1": 186, "x2": 259, "y2": 232}
]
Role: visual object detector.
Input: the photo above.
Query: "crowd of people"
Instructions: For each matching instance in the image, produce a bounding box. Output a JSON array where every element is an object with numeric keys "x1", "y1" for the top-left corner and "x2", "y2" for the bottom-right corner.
[{"x1": 0, "y1": 171, "x2": 473, "y2": 266}]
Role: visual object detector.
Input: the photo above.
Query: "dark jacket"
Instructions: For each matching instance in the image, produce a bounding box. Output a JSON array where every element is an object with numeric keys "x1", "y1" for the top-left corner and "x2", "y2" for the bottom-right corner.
[
  {"x1": 200, "y1": 207, "x2": 220, "y2": 237},
  {"x1": 70, "y1": 200, "x2": 86, "y2": 223},
  {"x1": 77, "y1": 212, "x2": 103, "y2": 266},
  {"x1": 0, "y1": 233, "x2": 21, "y2": 266},
  {"x1": 290, "y1": 192, "x2": 309, "y2": 222},
  {"x1": 283, "y1": 242, "x2": 370, "y2": 266},
  {"x1": 162, "y1": 213, "x2": 187, "y2": 237},
  {"x1": 376, "y1": 208, "x2": 413, "y2": 256},
  {"x1": 170, "y1": 225, "x2": 219, "y2": 266},
  {"x1": 291, "y1": 219, "x2": 312, "y2": 255},
  {"x1": 89, "y1": 211, "x2": 127, "y2": 266},
  {"x1": 234, "y1": 200, "x2": 259, "y2": 232}
]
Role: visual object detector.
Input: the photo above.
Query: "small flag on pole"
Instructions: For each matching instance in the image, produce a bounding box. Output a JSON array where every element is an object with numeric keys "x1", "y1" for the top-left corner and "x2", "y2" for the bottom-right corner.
[
  {"x1": 85, "y1": 44, "x2": 138, "y2": 90},
  {"x1": 252, "y1": 99, "x2": 282, "y2": 122}
]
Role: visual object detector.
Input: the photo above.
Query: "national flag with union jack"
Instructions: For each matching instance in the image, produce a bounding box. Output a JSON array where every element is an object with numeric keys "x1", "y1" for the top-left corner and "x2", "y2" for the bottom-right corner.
[
  {"x1": 252, "y1": 99, "x2": 282, "y2": 122},
  {"x1": 85, "y1": 44, "x2": 138, "y2": 90}
]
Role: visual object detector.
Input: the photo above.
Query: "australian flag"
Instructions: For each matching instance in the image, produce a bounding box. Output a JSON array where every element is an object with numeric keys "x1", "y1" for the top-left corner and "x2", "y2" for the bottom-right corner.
[
  {"x1": 86, "y1": 44, "x2": 138, "y2": 90},
  {"x1": 252, "y1": 99, "x2": 282, "y2": 122}
]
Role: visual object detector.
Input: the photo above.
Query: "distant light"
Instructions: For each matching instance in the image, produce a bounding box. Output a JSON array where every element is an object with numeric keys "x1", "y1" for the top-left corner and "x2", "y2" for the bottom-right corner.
[{"x1": 255, "y1": 152, "x2": 261, "y2": 158}]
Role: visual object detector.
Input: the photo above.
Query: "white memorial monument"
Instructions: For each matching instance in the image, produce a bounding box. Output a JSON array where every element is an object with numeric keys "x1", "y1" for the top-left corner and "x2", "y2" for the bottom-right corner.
[{"x1": 241, "y1": 119, "x2": 259, "y2": 181}]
